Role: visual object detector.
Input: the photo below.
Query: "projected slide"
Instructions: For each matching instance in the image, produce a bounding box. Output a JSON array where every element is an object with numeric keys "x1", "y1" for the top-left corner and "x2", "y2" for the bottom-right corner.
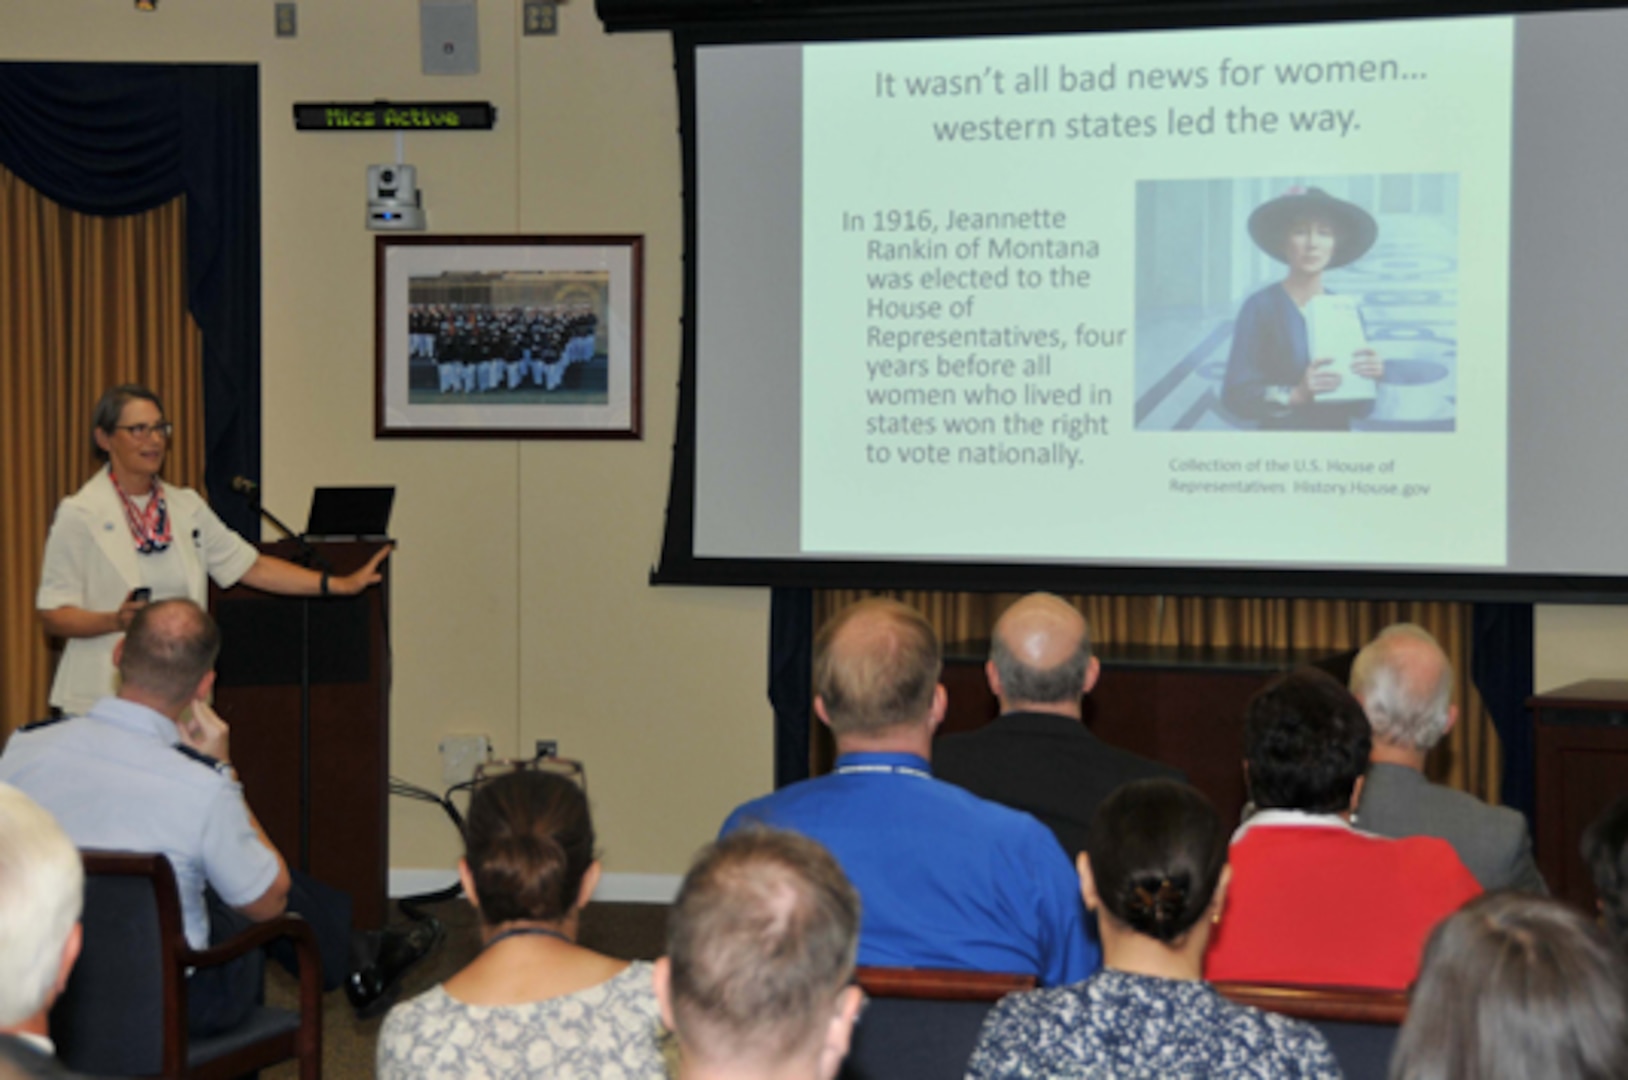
[{"x1": 799, "y1": 18, "x2": 1512, "y2": 566}]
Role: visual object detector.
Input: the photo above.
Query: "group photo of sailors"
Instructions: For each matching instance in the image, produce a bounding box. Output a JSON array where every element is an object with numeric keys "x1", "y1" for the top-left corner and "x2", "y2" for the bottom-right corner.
[{"x1": 407, "y1": 301, "x2": 603, "y2": 401}]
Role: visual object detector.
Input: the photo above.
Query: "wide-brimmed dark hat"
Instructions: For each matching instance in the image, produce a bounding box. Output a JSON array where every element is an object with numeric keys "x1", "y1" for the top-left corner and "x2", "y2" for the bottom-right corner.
[{"x1": 1248, "y1": 186, "x2": 1377, "y2": 269}]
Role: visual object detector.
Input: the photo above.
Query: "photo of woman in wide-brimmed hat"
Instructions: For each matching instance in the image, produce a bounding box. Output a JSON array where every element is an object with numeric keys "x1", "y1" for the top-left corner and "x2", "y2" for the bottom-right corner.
[{"x1": 1221, "y1": 186, "x2": 1386, "y2": 430}]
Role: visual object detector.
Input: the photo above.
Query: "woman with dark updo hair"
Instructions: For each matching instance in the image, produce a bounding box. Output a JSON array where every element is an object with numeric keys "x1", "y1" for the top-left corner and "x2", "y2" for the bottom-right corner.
[
  {"x1": 377, "y1": 769, "x2": 671, "y2": 1079},
  {"x1": 967, "y1": 780, "x2": 1340, "y2": 1079}
]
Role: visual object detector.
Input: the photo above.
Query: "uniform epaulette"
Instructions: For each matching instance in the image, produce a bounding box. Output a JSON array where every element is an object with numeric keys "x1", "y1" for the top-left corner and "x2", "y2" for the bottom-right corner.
[
  {"x1": 175, "y1": 744, "x2": 231, "y2": 775},
  {"x1": 18, "y1": 714, "x2": 71, "y2": 732}
]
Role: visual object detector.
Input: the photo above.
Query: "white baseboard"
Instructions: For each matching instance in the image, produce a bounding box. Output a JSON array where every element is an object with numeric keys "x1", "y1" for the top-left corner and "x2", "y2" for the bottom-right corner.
[
  {"x1": 389, "y1": 868, "x2": 679, "y2": 904},
  {"x1": 594, "y1": 873, "x2": 682, "y2": 904},
  {"x1": 389, "y1": 869, "x2": 460, "y2": 899}
]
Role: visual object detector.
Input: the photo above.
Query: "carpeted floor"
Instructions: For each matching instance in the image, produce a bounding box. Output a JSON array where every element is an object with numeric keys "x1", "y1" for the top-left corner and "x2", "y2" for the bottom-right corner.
[{"x1": 264, "y1": 899, "x2": 669, "y2": 1079}]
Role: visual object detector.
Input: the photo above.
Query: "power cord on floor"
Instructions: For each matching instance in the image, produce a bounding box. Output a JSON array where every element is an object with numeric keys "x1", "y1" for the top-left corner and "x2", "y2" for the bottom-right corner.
[{"x1": 387, "y1": 775, "x2": 477, "y2": 920}]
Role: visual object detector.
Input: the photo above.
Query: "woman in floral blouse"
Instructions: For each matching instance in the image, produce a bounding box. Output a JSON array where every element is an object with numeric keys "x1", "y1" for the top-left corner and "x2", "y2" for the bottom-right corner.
[
  {"x1": 378, "y1": 767, "x2": 671, "y2": 1080},
  {"x1": 966, "y1": 779, "x2": 1341, "y2": 1080}
]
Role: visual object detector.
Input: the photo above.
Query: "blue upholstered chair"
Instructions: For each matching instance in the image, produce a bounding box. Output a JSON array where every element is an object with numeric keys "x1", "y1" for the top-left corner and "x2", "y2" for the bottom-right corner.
[
  {"x1": 838, "y1": 967, "x2": 1036, "y2": 1080},
  {"x1": 50, "y1": 851, "x2": 323, "y2": 1080}
]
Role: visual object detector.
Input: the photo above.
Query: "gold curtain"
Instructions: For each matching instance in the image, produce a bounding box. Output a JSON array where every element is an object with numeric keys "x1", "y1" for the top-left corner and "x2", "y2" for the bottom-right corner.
[
  {"x1": 816, "y1": 589, "x2": 1501, "y2": 804},
  {"x1": 1, "y1": 165, "x2": 204, "y2": 734}
]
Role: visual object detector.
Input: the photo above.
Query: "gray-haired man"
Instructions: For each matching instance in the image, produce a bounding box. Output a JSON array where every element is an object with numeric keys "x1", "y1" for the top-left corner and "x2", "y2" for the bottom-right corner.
[
  {"x1": 1351, "y1": 623, "x2": 1546, "y2": 893},
  {"x1": 0, "y1": 784, "x2": 84, "y2": 1077}
]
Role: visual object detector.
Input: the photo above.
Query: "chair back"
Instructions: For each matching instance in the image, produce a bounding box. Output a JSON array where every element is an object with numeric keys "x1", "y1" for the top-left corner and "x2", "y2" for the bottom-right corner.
[
  {"x1": 52, "y1": 852, "x2": 186, "y2": 1077},
  {"x1": 838, "y1": 967, "x2": 1036, "y2": 1080},
  {"x1": 1213, "y1": 981, "x2": 1408, "y2": 1080}
]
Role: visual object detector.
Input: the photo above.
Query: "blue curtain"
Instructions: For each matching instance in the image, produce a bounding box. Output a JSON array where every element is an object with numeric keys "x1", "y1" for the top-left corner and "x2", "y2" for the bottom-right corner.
[
  {"x1": 1472, "y1": 602, "x2": 1536, "y2": 822},
  {"x1": 769, "y1": 586, "x2": 814, "y2": 789},
  {"x1": 0, "y1": 62, "x2": 261, "y2": 535}
]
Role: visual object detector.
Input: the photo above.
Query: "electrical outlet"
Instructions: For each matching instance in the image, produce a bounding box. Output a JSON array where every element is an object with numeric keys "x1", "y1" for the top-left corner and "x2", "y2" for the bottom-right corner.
[
  {"x1": 275, "y1": 2, "x2": 297, "y2": 37},
  {"x1": 535, "y1": 739, "x2": 558, "y2": 759},
  {"x1": 522, "y1": 0, "x2": 557, "y2": 36},
  {"x1": 440, "y1": 734, "x2": 490, "y2": 785}
]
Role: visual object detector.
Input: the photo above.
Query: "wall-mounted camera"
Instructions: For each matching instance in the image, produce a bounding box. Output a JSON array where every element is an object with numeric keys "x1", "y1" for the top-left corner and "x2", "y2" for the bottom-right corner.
[{"x1": 367, "y1": 164, "x2": 426, "y2": 231}]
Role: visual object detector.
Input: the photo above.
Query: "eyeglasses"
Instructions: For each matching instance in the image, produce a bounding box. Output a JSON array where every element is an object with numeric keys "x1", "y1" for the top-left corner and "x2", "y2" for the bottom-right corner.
[
  {"x1": 112, "y1": 421, "x2": 174, "y2": 440},
  {"x1": 471, "y1": 755, "x2": 587, "y2": 795}
]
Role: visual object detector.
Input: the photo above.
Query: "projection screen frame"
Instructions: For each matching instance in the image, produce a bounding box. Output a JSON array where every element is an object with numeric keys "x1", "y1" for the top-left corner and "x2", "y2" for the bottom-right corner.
[{"x1": 642, "y1": 0, "x2": 1628, "y2": 602}]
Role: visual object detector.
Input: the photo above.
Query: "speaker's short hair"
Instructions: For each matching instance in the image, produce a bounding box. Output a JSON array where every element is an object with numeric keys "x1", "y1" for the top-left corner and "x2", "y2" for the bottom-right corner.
[
  {"x1": 90, "y1": 384, "x2": 164, "y2": 461},
  {"x1": 813, "y1": 599, "x2": 940, "y2": 736},
  {"x1": 0, "y1": 784, "x2": 83, "y2": 1027},
  {"x1": 667, "y1": 829, "x2": 860, "y2": 1063}
]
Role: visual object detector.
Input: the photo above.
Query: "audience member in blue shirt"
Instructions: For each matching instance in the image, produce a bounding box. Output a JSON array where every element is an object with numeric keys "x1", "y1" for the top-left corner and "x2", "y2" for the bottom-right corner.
[{"x1": 720, "y1": 598, "x2": 1098, "y2": 986}]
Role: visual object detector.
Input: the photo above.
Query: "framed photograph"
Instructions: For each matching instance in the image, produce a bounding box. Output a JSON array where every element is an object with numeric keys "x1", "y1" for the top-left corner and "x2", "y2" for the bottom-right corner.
[{"x1": 375, "y1": 235, "x2": 643, "y2": 439}]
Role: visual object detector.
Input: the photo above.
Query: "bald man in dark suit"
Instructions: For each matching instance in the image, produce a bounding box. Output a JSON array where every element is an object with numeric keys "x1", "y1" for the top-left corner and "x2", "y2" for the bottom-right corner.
[{"x1": 934, "y1": 593, "x2": 1182, "y2": 859}]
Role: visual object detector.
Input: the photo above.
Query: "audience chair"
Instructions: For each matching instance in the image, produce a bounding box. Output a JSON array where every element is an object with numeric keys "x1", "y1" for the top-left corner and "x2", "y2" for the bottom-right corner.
[
  {"x1": 1214, "y1": 981, "x2": 1408, "y2": 1080},
  {"x1": 838, "y1": 967, "x2": 1037, "y2": 1080},
  {"x1": 50, "y1": 851, "x2": 322, "y2": 1080}
]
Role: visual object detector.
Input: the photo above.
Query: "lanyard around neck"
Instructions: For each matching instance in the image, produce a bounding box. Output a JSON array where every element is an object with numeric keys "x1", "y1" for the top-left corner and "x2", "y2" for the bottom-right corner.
[
  {"x1": 834, "y1": 761, "x2": 932, "y2": 781},
  {"x1": 482, "y1": 925, "x2": 573, "y2": 952}
]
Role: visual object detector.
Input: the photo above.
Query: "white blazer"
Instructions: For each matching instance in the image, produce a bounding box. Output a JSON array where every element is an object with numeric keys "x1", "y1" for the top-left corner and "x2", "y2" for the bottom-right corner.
[{"x1": 37, "y1": 471, "x2": 258, "y2": 715}]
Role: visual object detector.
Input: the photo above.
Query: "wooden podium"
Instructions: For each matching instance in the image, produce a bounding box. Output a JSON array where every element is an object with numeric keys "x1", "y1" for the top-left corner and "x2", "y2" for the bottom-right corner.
[
  {"x1": 210, "y1": 540, "x2": 391, "y2": 929},
  {"x1": 1529, "y1": 680, "x2": 1628, "y2": 911}
]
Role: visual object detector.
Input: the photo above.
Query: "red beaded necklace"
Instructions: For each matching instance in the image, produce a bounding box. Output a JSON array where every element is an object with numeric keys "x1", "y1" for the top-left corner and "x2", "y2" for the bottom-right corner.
[{"x1": 109, "y1": 467, "x2": 173, "y2": 554}]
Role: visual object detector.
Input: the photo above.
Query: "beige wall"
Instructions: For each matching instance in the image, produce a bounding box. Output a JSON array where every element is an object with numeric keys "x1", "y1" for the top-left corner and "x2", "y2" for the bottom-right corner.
[
  {"x1": 1536, "y1": 606, "x2": 1628, "y2": 692},
  {"x1": 11, "y1": 2, "x2": 1628, "y2": 871},
  {"x1": 4, "y1": 0, "x2": 772, "y2": 876}
]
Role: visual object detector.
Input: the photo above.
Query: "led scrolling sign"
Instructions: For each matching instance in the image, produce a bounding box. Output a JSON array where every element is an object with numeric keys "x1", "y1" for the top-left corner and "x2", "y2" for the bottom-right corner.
[{"x1": 293, "y1": 101, "x2": 498, "y2": 131}]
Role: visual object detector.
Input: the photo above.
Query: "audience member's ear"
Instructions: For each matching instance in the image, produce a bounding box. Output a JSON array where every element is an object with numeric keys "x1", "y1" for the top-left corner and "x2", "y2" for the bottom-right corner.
[
  {"x1": 53, "y1": 923, "x2": 83, "y2": 1001},
  {"x1": 456, "y1": 858, "x2": 482, "y2": 919},
  {"x1": 194, "y1": 669, "x2": 216, "y2": 702},
  {"x1": 927, "y1": 684, "x2": 947, "y2": 733},
  {"x1": 112, "y1": 639, "x2": 125, "y2": 668},
  {"x1": 1082, "y1": 656, "x2": 1101, "y2": 695},
  {"x1": 818, "y1": 984, "x2": 865, "y2": 1080},
  {"x1": 1076, "y1": 851, "x2": 1101, "y2": 914},
  {"x1": 1348, "y1": 775, "x2": 1367, "y2": 816},
  {"x1": 814, "y1": 696, "x2": 833, "y2": 730},
  {"x1": 984, "y1": 659, "x2": 1004, "y2": 700},
  {"x1": 1445, "y1": 703, "x2": 1460, "y2": 735},
  {"x1": 652, "y1": 956, "x2": 676, "y2": 1032},
  {"x1": 575, "y1": 860, "x2": 603, "y2": 911},
  {"x1": 1211, "y1": 865, "x2": 1233, "y2": 921}
]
